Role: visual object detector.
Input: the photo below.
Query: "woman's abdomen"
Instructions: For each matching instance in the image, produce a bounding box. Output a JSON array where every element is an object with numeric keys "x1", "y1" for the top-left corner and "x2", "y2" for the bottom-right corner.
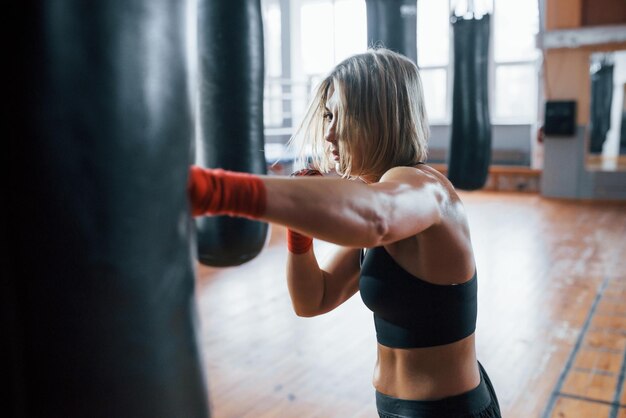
[{"x1": 373, "y1": 333, "x2": 481, "y2": 400}]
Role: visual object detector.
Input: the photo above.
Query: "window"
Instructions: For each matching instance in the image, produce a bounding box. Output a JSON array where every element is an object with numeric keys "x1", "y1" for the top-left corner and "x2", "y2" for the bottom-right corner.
[
  {"x1": 290, "y1": 0, "x2": 367, "y2": 127},
  {"x1": 264, "y1": 0, "x2": 539, "y2": 135},
  {"x1": 262, "y1": 0, "x2": 283, "y2": 128},
  {"x1": 300, "y1": 1, "x2": 335, "y2": 76},
  {"x1": 493, "y1": 0, "x2": 539, "y2": 122},
  {"x1": 417, "y1": 0, "x2": 450, "y2": 122},
  {"x1": 417, "y1": 0, "x2": 539, "y2": 124},
  {"x1": 298, "y1": 0, "x2": 367, "y2": 76},
  {"x1": 264, "y1": 0, "x2": 367, "y2": 133}
]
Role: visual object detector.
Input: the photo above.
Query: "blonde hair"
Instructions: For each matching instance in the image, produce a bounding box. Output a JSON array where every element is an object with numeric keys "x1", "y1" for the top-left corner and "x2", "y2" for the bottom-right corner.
[{"x1": 289, "y1": 48, "x2": 429, "y2": 179}]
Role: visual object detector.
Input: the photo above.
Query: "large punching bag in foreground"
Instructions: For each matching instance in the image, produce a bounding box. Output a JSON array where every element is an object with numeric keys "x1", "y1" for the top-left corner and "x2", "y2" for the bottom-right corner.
[
  {"x1": 448, "y1": 14, "x2": 492, "y2": 190},
  {"x1": 8, "y1": 2, "x2": 210, "y2": 417},
  {"x1": 196, "y1": 0, "x2": 269, "y2": 267},
  {"x1": 365, "y1": 0, "x2": 417, "y2": 63}
]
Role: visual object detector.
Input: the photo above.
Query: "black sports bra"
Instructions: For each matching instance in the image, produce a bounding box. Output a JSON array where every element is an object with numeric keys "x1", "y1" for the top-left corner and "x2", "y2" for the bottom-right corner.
[{"x1": 359, "y1": 246, "x2": 477, "y2": 349}]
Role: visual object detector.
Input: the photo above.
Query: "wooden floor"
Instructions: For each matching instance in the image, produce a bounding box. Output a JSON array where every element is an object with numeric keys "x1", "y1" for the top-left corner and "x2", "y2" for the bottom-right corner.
[{"x1": 195, "y1": 191, "x2": 626, "y2": 418}]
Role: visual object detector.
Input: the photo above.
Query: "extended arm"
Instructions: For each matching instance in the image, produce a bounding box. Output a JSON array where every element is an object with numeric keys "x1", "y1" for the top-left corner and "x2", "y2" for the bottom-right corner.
[
  {"x1": 265, "y1": 170, "x2": 442, "y2": 247},
  {"x1": 189, "y1": 165, "x2": 444, "y2": 248}
]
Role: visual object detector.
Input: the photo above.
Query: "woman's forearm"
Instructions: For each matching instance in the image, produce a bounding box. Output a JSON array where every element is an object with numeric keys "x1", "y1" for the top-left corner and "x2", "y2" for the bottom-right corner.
[
  {"x1": 286, "y1": 251, "x2": 326, "y2": 317},
  {"x1": 286, "y1": 245, "x2": 361, "y2": 317}
]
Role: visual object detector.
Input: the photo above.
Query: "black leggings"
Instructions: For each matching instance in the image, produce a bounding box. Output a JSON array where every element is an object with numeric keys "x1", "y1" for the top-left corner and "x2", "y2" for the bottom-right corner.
[{"x1": 376, "y1": 362, "x2": 501, "y2": 418}]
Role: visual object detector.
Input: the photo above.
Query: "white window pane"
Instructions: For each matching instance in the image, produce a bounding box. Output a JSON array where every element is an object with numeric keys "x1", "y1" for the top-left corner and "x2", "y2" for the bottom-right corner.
[
  {"x1": 264, "y1": 82, "x2": 283, "y2": 127},
  {"x1": 334, "y1": 0, "x2": 367, "y2": 63},
  {"x1": 420, "y1": 68, "x2": 447, "y2": 121},
  {"x1": 301, "y1": 1, "x2": 334, "y2": 75},
  {"x1": 417, "y1": 0, "x2": 449, "y2": 67},
  {"x1": 494, "y1": 0, "x2": 539, "y2": 62},
  {"x1": 264, "y1": 3, "x2": 282, "y2": 78},
  {"x1": 494, "y1": 64, "x2": 536, "y2": 120}
]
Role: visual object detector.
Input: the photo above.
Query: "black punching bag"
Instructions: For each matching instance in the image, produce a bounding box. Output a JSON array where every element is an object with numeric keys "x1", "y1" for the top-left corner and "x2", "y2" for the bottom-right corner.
[
  {"x1": 620, "y1": 109, "x2": 626, "y2": 154},
  {"x1": 8, "y1": 2, "x2": 210, "y2": 417},
  {"x1": 366, "y1": 0, "x2": 417, "y2": 63},
  {"x1": 589, "y1": 62, "x2": 614, "y2": 154},
  {"x1": 448, "y1": 14, "x2": 492, "y2": 190},
  {"x1": 196, "y1": 0, "x2": 269, "y2": 267}
]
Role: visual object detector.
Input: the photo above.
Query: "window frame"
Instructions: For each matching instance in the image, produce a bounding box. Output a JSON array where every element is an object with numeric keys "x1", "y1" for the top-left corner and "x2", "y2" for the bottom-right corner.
[
  {"x1": 265, "y1": 0, "x2": 540, "y2": 132},
  {"x1": 490, "y1": 0, "x2": 540, "y2": 125},
  {"x1": 416, "y1": 0, "x2": 539, "y2": 125}
]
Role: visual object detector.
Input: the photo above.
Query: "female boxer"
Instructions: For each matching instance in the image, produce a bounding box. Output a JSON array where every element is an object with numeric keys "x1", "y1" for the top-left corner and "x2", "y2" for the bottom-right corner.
[{"x1": 189, "y1": 48, "x2": 501, "y2": 418}]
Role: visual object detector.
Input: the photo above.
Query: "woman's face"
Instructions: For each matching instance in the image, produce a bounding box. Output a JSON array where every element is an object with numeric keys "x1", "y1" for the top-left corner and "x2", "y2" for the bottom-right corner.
[
  {"x1": 324, "y1": 88, "x2": 363, "y2": 176},
  {"x1": 324, "y1": 88, "x2": 367, "y2": 178}
]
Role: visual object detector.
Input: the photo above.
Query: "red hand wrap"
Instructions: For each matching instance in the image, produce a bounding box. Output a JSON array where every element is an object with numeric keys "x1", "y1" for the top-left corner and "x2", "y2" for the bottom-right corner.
[
  {"x1": 287, "y1": 231, "x2": 314, "y2": 255},
  {"x1": 287, "y1": 168, "x2": 322, "y2": 254},
  {"x1": 188, "y1": 166, "x2": 267, "y2": 218}
]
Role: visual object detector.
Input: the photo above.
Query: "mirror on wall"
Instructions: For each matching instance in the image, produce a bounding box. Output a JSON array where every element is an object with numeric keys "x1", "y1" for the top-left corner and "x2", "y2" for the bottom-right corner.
[{"x1": 586, "y1": 50, "x2": 626, "y2": 171}]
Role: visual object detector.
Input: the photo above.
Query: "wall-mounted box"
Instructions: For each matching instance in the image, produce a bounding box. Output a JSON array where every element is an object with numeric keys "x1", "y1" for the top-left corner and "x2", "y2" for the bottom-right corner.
[{"x1": 544, "y1": 100, "x2": 577, "y2": 136}]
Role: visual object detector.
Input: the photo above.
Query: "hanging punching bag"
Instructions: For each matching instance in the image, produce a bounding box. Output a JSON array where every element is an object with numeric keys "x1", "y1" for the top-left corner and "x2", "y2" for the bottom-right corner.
[
  {"x1": 196, "y1": 0, "x2": 269, "y2": 267},
  {"x1": 448, "y1": 14, "x2": 492, "y2": 190},
  {"x1": 620, "y1": 107, "x2": 626, "y2": 154},
  {"x1": 589, "y1": 62, "x2": 614, "y2": 154},
  {"x1": 365, "y1": 0, "x2": 417, "y2": 63},
  {"x1": 8, "y1": 2, "x2": 210, "y2": 417}
]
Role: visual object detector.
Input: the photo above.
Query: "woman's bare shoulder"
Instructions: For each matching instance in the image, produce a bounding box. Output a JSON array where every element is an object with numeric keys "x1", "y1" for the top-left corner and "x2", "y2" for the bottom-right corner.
[
  {"x1": 379, "y1": 165, "x2": 452, "y2": 197},
  {"x1": 379, "y1": 165, "x2": 435, "y2": 184}
]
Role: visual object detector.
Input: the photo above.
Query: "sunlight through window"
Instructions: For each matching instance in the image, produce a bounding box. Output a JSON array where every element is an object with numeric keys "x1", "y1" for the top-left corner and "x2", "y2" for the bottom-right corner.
[{"x1": 417, "y1": 0, "x2": 449, "y2": 67}]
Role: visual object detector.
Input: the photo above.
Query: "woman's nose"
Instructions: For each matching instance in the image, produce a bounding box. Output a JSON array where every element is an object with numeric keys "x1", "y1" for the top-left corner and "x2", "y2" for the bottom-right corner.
[{"x1": 324, "y1": 125, "x2": 335, "y2": 143}]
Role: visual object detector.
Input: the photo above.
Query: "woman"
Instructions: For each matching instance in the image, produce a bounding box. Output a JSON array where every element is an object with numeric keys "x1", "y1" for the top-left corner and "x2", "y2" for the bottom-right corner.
[{"x1": 189, "y1": 48, "x2": 501, "y2": 418}]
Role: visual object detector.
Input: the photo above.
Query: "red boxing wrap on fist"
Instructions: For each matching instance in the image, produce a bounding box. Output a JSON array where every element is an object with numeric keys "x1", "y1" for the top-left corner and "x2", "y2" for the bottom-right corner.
[
  {"x1": 287, "y1": 168, "x2": 322, "y2": 254},
  {"x1": 188, "y1": 165, "x2": 267, "y2": 218}
]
